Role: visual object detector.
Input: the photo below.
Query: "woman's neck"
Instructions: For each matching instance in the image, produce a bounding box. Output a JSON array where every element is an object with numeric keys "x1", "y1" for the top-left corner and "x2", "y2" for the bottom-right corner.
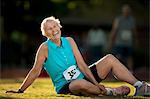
[{"x1": 51, "y1": 38, "x2": 61, "y2": 46}]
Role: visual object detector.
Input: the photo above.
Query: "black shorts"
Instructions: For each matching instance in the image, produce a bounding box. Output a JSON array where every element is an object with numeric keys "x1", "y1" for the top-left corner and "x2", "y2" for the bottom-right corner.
[{"x1": 57, "y1": 64, "x2": 102, "y2": 94}]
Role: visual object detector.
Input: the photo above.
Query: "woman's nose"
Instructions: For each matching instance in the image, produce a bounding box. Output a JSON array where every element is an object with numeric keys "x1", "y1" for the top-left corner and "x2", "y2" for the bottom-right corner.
[
  {"x1": 52, "y1": 29, "x2": 56, "y2": 34},
  {"x1": 52, "y1": 27, "x2": 56, "y2": 31}
]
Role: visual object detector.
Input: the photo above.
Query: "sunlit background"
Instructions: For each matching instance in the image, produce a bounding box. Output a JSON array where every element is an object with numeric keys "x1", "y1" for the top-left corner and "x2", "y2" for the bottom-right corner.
[{"x1": 0, "y1": 0, "x2": 149, "y2": 81}]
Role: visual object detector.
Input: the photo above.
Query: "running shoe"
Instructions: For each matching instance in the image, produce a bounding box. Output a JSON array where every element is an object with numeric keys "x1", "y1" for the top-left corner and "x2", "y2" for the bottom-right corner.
[{"x1": 134, "y1": 81, "x2": 150, "y2": 96}]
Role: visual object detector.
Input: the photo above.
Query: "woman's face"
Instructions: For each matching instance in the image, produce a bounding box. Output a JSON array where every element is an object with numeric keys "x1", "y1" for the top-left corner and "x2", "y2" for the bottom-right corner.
[{"x1": 44, "y1": 20, "x2": 61, "y2": 40}]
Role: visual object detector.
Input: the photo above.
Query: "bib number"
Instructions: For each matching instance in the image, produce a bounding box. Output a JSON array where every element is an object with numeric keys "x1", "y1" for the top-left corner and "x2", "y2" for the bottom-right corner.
[{"x1": 63, "y1": 65, "x2": 80, "y2": 81}]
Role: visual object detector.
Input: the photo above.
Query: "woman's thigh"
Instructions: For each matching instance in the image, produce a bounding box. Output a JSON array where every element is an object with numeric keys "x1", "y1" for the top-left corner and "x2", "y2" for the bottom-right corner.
[
  {"x1": 69, "y1": 79, "x2": 98, "y2": 94},
  {"x1": 93, "y1": 54, "x2": 113, "y2": 79}
]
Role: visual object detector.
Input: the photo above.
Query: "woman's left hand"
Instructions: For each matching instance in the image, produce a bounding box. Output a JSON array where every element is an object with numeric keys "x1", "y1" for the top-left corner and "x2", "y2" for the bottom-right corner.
[{"x1": 96, "y1": 84, "x2": 107, "y2": 95}]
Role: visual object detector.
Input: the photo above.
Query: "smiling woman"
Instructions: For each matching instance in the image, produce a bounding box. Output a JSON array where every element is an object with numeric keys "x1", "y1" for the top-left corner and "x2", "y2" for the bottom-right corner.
[
  {"x1": 6, "y1": 16, "x2": 150, "y2": 97},
  {"x1": 40, "y1": 17, "x2": 62, "y2": 46},
  {"x1": 44, "y1": 21, "x2": 61, "y2": 40},
  {"x1": 41, "y1": 16, "x2": 62, "y2": 36}
]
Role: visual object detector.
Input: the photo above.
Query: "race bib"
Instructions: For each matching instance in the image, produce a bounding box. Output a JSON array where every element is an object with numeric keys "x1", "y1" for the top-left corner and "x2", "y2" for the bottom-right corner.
[
  {"x1": 120, "y1": 30, "x2": 132, "y2": 41},
  {"x1": 63, "y1": 65, "x2": 81, "y2": 81}
]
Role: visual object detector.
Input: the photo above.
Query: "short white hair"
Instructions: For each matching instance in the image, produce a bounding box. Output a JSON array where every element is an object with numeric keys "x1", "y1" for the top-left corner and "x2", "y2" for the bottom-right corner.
[{"x1": 40, "y1": 16, "x2": 62, "y2": 36}]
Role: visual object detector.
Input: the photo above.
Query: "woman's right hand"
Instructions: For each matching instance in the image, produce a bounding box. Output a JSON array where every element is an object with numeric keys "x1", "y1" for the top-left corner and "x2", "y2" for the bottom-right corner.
[{"x1": 6, "y1": 89, "x2": 24, "y2": 93}]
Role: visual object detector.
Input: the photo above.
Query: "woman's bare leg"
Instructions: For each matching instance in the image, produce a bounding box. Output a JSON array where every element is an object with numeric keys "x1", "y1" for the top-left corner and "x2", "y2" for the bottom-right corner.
[
  {"x1": 69, "y1": 79, "x2": 130, "y2": 96},
  {"x1": 95, "y1": 54, "x2": 138, "y2": 85},
  {"x1": 69, "y1": 79, "x2": 102, "y2": 96}
]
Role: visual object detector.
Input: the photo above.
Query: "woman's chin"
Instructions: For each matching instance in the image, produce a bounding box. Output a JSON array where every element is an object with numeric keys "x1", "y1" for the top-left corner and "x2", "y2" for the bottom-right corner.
[
  {"x1": 53, "y1": 36, "x2": 61, "y2": 40},
  {"x1": 55, "y1": 35, "x2": 61, "y2": 39}
]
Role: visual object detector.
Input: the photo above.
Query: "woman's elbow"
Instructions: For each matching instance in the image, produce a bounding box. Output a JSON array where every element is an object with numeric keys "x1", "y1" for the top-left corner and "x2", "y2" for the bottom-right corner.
[{"x1": 30, "y1": 67, "x2": 42, "y2": 78}]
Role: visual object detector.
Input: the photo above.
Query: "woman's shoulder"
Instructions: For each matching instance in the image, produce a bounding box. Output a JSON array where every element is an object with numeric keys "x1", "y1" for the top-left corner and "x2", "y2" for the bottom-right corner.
[
  {"x1": 65, "y1": 37, "x2": 77, "y2": 46},
  {"x1": 38, "y1": 42, "x2": 48, "y2": 52},
  {"x1": 65, "y1": 37, "x2": 74, "y2": 42}
]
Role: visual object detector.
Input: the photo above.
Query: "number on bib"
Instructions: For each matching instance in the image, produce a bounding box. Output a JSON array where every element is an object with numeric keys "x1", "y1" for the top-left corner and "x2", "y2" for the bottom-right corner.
[{"x1": 63, "y1": 65, "x2": 80, "y2": 81}]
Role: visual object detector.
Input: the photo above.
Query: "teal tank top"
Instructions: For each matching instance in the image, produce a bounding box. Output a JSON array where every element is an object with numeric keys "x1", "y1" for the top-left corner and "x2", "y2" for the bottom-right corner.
[{"x1": 43, "y1": 37, "x2": 84, "y2": 93}]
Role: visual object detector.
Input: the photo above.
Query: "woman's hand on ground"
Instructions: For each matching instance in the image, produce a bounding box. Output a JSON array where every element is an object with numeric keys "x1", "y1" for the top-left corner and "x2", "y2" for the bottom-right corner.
[{"x1": 6, "y1": 89, "x2": 24, "y2": 93}]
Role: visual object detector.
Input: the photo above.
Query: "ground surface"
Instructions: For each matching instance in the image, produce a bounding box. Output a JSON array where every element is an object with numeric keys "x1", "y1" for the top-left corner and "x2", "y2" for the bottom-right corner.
[{"x1": 0, "y1": 78, "x2": 149, "y2": 99}]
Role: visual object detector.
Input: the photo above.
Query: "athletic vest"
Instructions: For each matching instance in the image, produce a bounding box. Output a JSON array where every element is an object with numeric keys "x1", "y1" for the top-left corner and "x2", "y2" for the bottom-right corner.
[{"x1": 43, "y1": 37, "x2": 84, "y2": 93}]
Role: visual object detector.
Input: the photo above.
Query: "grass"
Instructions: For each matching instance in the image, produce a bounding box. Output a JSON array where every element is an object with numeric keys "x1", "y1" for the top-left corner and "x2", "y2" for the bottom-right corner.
[{"x1": 0, "y1": 78, "x2": 149, "y2": 99}]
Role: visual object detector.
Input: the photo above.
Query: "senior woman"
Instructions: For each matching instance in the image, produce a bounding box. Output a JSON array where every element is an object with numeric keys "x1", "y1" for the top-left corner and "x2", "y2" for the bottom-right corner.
[{"x1": 6, "y1": 16, "x2": 149, "y2": 96}]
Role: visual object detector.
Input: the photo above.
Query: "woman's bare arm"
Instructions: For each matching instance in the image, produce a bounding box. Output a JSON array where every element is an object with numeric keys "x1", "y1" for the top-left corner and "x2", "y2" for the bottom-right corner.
[
  {"x1": 67, "y1": 37, "x2": 106, "y2": 92},
  {"x1": 6, "y1": 43, "x2": 48, "y2": 93}
]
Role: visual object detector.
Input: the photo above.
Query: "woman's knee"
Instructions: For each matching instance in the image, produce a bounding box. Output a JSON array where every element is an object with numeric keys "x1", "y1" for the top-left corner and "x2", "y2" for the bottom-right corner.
[
  {"x1": 105, "y1": 54, "x2": 116, "y2": 62},
  {"x1": 95, "y1": 54, "x2": 115, "y2": 65}
]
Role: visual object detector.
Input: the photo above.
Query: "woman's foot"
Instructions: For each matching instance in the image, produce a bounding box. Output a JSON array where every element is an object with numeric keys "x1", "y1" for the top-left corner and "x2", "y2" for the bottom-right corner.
[
  {"x1": 106, "y1": 86, "x2": 130, "y2": 96},
  {"x1": 134, "y1": 81, "x2": 150, "y2": 96}
]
